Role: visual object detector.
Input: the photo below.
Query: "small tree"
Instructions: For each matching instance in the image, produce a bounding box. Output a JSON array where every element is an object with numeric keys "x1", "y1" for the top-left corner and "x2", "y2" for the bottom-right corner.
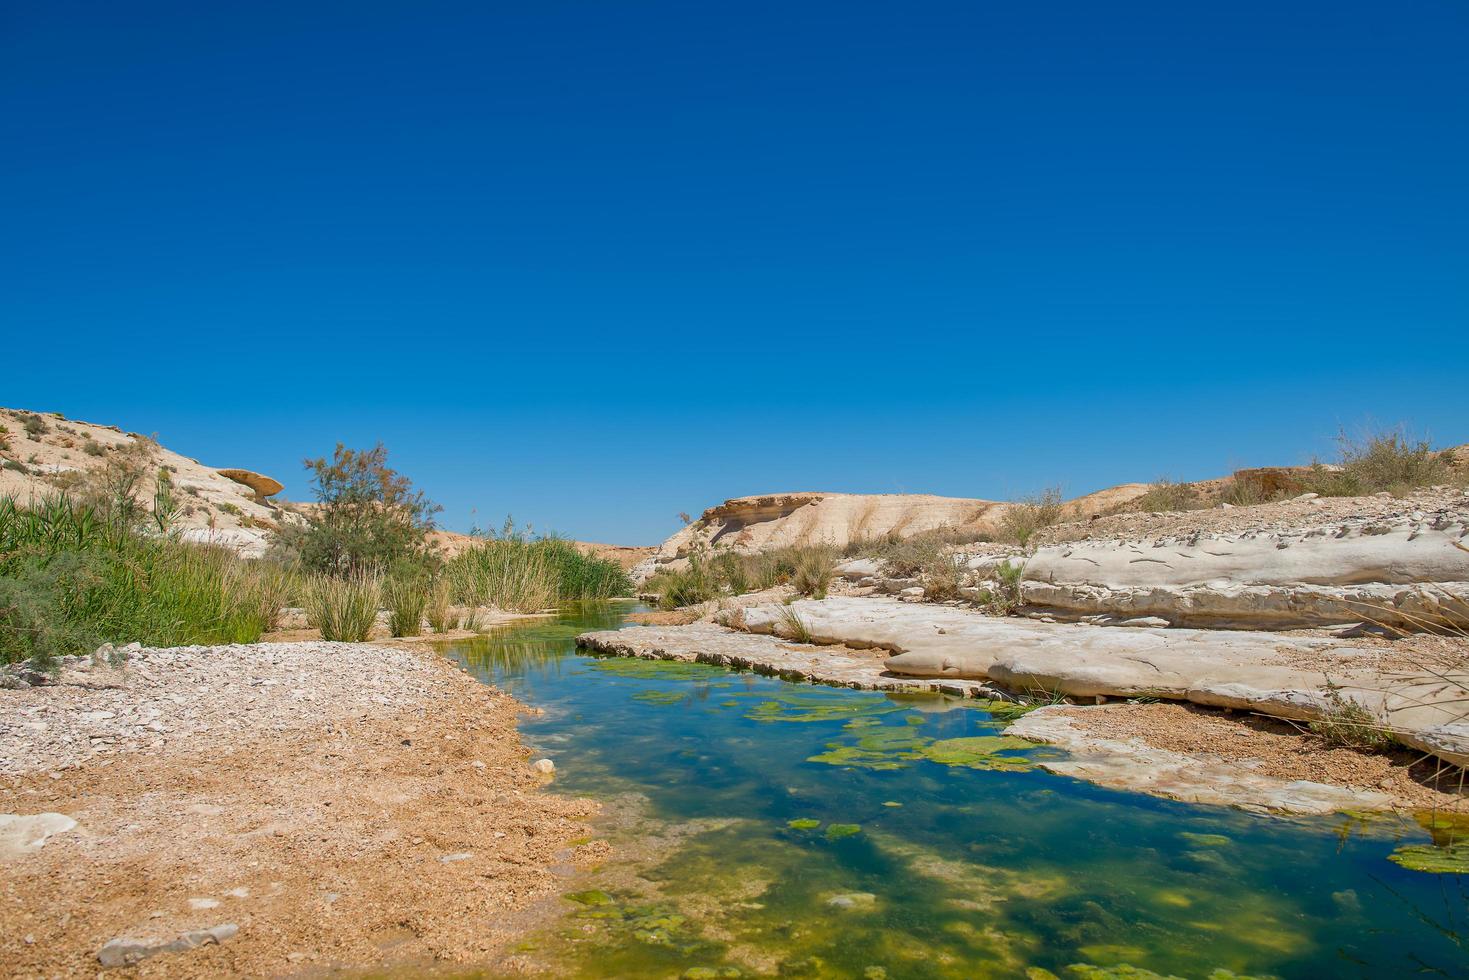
[{"x1": 287, "y1": 443, "x2": 441, "y2": 575}]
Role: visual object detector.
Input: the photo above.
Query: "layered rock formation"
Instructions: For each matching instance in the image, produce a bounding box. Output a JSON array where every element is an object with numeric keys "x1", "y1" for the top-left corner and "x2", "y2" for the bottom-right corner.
[{"x1": 1007, "y1": 513, "x2": 1469, "y2": 631}]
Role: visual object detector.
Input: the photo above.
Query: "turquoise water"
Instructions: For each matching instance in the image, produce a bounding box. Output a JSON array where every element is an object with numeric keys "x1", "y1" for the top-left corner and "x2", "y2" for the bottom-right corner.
[{"x1": 444, "y1": 604, "x2": 1467, "y2": 979}]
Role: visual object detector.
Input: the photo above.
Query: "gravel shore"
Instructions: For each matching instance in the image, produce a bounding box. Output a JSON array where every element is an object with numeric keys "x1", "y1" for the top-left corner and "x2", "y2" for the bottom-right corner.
[{"x1": 0, "y1": 640, "x2": 602, "y2": 976}]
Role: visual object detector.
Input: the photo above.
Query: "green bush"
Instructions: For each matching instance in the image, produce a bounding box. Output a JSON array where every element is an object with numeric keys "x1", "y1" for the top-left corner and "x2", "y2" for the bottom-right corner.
[
  {"x1": 0, "y1": 494, "x2": 281, "y2": 670},
  {"x1": 273, "y1": 443, "x2": 441, "y2": 575}
]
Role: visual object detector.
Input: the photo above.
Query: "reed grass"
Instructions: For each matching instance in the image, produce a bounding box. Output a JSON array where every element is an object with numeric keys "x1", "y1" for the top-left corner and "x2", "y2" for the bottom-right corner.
[
  {"x1": 1, "y1": 493, "x2": 286, "y2": 670},
  {"x1": 302, "y1": 571, "x2": 381, "y2": 642},
  {"x1": 383, "y1": 574, "x2": 428, "y2": 637},
  {"x1": 446, "y1": 536, "x2": 630, "y2": 613}
]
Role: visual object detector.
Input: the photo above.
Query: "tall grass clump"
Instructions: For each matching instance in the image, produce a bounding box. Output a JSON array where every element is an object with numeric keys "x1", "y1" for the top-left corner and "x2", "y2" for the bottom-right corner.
[
  {"x1": 424, "y1": 577, "x2": 460, "y2": 632},
  {"x1": 302, "y1": 572, "x2": 381, "y2": 642},
  {"x1": 383, "y1": 572, "x2": 428, "y2": 637},
  {"x1": 448, "y1": 539, "x2": 559, "y2": 613},
  {"x1": 447, "y1": 536, "x2": 631, "y2": 613},
  {"x1": 0, "y1": 493, "x2": 284, "y2": 671}
]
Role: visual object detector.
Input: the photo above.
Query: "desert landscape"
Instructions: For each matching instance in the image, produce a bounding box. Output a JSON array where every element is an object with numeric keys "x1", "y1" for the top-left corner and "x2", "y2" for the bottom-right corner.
[
  {"x1": 7, "y1": 3, "x2": 1467, "y2": 976},
  {"x1": 3, "y1": 406, "x2": 1468, "y2": 977}
]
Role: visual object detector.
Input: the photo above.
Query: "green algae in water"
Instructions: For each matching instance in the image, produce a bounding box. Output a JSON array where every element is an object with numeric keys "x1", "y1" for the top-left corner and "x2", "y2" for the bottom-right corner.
[
  {"x1": 564, "y1": 889, "x2": 615, "y2": 906},
  {"x1": 1178, "y1": 832, "x2": 1234, "y2": 848},
  {"x1": 787, "y1": 818, "x2": 821, "y2": 830},
  {"x1": 587, "y1": 657, "x2": 725, "y2": 680},
  {"x1": 920, "y1": 735, "x2": 1037, "y2": 770},
  {"x1": 632, "y1": 689, "x2": 690, "y2": 704},
  {"x1": 807, "y1": 725, "x2": 1039, "y2": 772},
  {"x1": 746, "y1": 691, "x2": 906, "y2": 723},
  {"x1": 825, "y1": 823, "x2": 862, "y2": 840},
  {"x1": 1387, "y1": 841, "x2": 1469, "y2": 873}
]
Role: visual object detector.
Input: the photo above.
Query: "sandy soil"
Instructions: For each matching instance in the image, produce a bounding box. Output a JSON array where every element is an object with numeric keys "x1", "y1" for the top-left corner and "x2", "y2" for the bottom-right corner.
[
  {"x1": 1047, "y1": 701, "x2": 1468, "y2": 811},
  {"x1": 0, "y1": 644, "x2": 603, "y2": 977}
]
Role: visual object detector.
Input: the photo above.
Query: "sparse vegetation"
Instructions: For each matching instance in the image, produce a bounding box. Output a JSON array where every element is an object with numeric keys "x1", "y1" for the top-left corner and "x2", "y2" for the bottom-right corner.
[
  {"x1": 1302, "y1": 428, "x2": 1455, "y2": 498},
  {"x1": 1130, "y1": 479, "x2": 1205, "y2": 513},
  {"x1": 82, "y1": 439, "x2": 105, "y2": 457},
  {"x1": 1308, "y1": 683, "x2": 1394, "y2": 751},
  {"x1": 645, "y1": 544, "x2": 836, "y2": 610},
  {"x1": 21, "y1": 413, "x2": 48, "y2": 438},
  {"x1": 775, "y1": 605, "x2": 814, "y2": 643},
  {"x1": 302, "y1": 572, "x2": 381, "y2": 642},
  {"x1": 996, "y1": 488, "x2": 1067, "y2": 546},
  {"x1": 974, "y1": 560, "x2": 1025, "y2": 616}
]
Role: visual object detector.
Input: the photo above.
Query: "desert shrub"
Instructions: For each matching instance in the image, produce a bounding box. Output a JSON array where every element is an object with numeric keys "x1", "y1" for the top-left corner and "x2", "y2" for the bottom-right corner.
[
  {"x1": 274, "y1": 443, "x2": 441, "y2": 576},
  {"x1": 2, "y1": 459, "x2": 28, "y2": 475},
  {"x1": 1220, "y1": 474, "x2": 1272, "y2": 507},
  {"x1": 775, "y1": 605, "x2": 814, "y2": 643},
  {"x1": 974, "y1": 560, "x2": 1026, "y2": 616},
  {"x1": 383, "y1": 573, "x2": 428, "y2": 637},
  {"x1": 996, "y1": 488, "x2": 1067, "y2": 546},
  {"x1": 21, "y1": 413, "x2": 48, "y2": 438},
  {"x1": 82, "y1": 439, "x2": 105, "y2": 457},
  {"x1": 790, "y1": 548, "x2": 835, "y2": 598},
  {"x1": 921, "y1": 552, "x2": 966, "y2": 601},
  {"x1": 0, "y1": 494, "x2": 279, "y2": 669},
  {"x1": 1301, "y1": 429, "x2": 1452, "y2": 498},
  {"x1": 645, "y1": 543, "x2": 837, "y2": 610},
  {"x1": 646, "y1": 559, "x2": 720, "y2": 611},
  {"x1": 1130, "y1": 479, "x2": 1205, "y2": 513},
  {"x1": 302, "y1": 572, "x2": 380, "y2": 642},
  {"x1": 1308, "y1": 684, "x2": 1393, "y2": 750},
  {"x1": 0, "y1": 424, "x2": 10, "y2": 453}
]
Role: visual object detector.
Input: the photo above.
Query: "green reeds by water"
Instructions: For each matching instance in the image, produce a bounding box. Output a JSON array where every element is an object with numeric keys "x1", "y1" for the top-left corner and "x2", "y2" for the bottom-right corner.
[
  {"x1": 0, "y1": 494, "x2": 294, "y2": 669},
  {"x1": 446, "y1": 536, "x2": 631, "y2": 614}
]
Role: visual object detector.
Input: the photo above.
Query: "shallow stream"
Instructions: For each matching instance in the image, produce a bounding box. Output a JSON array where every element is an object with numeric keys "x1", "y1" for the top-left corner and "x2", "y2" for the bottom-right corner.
[{"x1": 443, "y1": 604, "x2": 1467, "y2": 979}]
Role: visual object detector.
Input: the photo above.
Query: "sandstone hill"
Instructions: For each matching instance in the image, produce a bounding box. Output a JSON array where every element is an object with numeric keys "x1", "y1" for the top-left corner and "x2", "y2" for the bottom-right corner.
[{"x1": 0, "y1": 408, "x2": 287, "y2": 558}]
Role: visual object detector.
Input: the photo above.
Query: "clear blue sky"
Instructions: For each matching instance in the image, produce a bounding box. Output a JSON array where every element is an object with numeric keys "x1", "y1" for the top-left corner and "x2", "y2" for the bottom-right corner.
[{"x1": 4, "y1": 2, "x2": 1466, "y2": 544}]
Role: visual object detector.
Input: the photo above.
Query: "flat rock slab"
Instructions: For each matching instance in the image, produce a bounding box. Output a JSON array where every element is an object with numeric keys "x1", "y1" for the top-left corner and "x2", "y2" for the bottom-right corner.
[
  {"x1": 1006, "y1": 708, "x2": 1396, "y2": 815},
  {"x1": 728, "y1": 597, "x2": 1469, "y2": 769},
  {"x1": 0, "y1": 812, "x2": 78, "y2": 860},
  {"x1": 575, "y1": 623, "x2": 1004, "y2": 699}
]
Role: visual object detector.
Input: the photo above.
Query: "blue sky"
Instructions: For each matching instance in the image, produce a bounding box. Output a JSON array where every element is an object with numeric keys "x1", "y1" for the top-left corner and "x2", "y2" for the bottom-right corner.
[{"x1": 4, "y1": 1, "x2": 1466, "y2": 544}]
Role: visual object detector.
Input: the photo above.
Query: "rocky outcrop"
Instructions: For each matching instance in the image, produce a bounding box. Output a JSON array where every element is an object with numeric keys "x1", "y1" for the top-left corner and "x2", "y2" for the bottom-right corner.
[
  {"x1": 727, "y1": 596, "x2": 1469, "y2": 769},
  {"x1": 636, "y1": 493, "x2": 998, "y2": 582},
  {"x1": 216, "y1": 468, "x2": 284, "y2": 503},
  {"x1": 1008, "y1": 514, "x2": 1469, "y2": 630}
]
